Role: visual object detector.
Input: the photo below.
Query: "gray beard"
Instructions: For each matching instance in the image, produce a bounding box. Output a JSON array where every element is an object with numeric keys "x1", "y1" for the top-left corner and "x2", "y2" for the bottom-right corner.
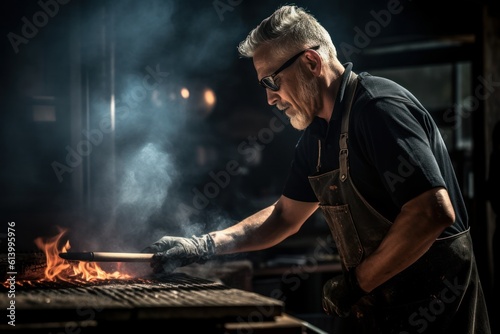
[{"x1": 290, "y1": 80, "x2": 320, "y2": 130}]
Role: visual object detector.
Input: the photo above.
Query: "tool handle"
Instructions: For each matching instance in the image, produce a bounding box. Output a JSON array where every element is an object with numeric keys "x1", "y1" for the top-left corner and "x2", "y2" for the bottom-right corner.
[{"x1": 59, "y1": 252, "x2": 154, "y2": 262}]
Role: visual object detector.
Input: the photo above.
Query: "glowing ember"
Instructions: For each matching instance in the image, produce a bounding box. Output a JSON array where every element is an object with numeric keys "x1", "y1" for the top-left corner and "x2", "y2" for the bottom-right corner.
[{"x1": 10, "y1": 227, "x2": 133, "y2": 286}]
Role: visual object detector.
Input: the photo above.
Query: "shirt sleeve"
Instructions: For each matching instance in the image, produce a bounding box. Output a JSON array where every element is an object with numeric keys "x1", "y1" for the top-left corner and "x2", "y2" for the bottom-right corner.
[{"x1": 353, "y1": 97, "x2": 447, "y2": 207}]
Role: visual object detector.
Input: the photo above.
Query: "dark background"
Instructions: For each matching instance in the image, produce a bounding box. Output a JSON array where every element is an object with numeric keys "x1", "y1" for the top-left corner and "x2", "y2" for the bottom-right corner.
[
  {"x1": 0, "y1": 0, "x2": 483, "y2": 242},
  {"x1": 0, "y1": 1, "x2": 498, "y2": 325}
]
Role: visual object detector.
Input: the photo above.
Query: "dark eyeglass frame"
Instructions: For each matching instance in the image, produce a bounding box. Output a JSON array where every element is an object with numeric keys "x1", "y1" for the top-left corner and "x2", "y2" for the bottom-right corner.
[{"x1": 259, "y1": 45, "x2": 320, "y2": 91}]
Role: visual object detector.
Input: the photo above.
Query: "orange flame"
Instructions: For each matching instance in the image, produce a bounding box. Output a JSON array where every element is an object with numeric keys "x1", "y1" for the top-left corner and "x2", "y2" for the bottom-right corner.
[{"x1": 13, "y1": 227, "x2": 133, "y2": 286}]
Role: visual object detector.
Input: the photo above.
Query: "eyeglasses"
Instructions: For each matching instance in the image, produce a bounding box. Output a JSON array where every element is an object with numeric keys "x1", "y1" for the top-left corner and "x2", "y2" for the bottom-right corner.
[{"x1": 259, "y1": 45, "x2": 320, "y2": 91}]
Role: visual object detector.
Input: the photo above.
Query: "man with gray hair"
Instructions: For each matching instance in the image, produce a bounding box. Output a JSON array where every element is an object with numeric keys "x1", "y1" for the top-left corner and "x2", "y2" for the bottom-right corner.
[{"x1": 143, "y1": 5, "x2": 491, "y2": 333}]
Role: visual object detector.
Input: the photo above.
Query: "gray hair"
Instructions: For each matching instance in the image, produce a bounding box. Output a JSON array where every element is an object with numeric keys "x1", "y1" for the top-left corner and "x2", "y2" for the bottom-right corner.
[{"x1": 237, "y1": 5, "x2": 337, "y2": 62}]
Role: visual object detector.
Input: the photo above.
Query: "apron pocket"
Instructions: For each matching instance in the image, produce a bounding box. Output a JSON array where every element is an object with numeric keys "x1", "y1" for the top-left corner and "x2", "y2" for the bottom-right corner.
[{"x1": 321, "y1": 204, "x2": 363, "y2": 268}]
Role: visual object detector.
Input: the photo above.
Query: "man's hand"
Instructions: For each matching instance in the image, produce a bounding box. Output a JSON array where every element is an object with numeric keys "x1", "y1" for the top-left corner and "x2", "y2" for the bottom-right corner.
[
  {"x1": 322, "y1": 268, "x2": 366, "y2": 317},
  {"x1": 142, "y1": 234, "x2": 215, "y2": 274}
]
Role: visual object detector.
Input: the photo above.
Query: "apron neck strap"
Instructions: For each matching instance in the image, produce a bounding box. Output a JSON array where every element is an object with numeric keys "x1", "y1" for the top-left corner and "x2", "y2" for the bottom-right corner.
[{"x1": 339, "y1": 71, "x2": 358, "y2": 182}]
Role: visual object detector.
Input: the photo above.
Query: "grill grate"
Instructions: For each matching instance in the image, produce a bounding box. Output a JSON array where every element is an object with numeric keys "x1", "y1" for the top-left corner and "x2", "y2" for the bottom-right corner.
[{"x1": 1, "y1": 272, "x2": 285, "y2": 331}]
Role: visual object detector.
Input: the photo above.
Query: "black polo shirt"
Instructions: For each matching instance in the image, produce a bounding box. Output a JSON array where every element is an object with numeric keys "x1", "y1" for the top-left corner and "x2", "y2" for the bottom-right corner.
[{"x1": 282, "y1": 63, "x2": 467, "y2": 237}]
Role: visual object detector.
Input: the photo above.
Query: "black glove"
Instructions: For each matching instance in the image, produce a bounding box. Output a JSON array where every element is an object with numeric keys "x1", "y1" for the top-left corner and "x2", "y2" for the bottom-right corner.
[
  {"x1": 322, "y1": 268, "x2": 366, "y2": 317},
  {"x1": 142, "y1": 234, "x2": 215, "y2": 274}
]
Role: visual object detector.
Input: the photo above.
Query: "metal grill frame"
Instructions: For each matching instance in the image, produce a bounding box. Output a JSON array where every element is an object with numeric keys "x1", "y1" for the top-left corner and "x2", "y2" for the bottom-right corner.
[{"x1": 1, "y1": 273, "x2": 285, "y2": 332}]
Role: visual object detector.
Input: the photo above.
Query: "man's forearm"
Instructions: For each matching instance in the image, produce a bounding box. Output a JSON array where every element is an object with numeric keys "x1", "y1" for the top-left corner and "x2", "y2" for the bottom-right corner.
[
  {"x1": 209, "y1": 196, "x2": 318, "y2": 256},
  {"x1": 356, "y1": 214, "x2": 446, "y2": 292},
  {"x1": 209, "y1": 204, "x2": 277, "y2": 255},
  {"x1": 356, "y1": 187, "x2": 455, "y2": 292}
]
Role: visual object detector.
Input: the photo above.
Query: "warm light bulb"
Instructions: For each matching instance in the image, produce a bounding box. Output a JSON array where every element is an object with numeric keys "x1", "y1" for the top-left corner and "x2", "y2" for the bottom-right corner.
[
  {"x1": 204, "y1": 88, "x2": 216, "y2": 106},
  {"x1": 180, "y1": 87, "x2": 190, "y2": 99}
]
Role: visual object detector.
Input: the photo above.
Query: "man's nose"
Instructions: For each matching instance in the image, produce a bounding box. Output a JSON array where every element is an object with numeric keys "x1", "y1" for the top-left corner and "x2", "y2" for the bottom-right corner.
[{"x1": 266, "y1": 89, "x2": 279, "y2": 106}]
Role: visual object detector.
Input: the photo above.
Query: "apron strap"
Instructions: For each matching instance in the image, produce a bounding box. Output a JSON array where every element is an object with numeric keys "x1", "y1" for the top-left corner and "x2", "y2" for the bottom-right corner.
[{"x1": 339, "y1": 71, "x2": 358, "y2": 182}]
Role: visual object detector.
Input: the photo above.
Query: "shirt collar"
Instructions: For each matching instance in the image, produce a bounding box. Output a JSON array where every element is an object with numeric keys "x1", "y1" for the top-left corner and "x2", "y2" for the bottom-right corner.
[{"x1": 331, "y1": 62, "x2": 353, "y2": 121}]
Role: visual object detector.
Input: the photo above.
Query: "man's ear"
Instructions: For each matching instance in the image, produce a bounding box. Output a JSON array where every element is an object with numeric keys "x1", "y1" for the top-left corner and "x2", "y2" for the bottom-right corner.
[{"x1": 303, "y1": 50, "x2": 322, "y2": 76}]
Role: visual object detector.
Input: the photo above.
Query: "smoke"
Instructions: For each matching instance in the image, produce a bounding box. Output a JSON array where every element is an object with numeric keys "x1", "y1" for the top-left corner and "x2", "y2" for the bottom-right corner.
[
  {"x1": 72, "y1": 0, "x2": 248, "y2": 252},
  {"x1": 117, "y1": 143, "x2": 175, "y2": 226},
  {"x1": 1, "y1": 0, "x2": 262, "y2": 253}
]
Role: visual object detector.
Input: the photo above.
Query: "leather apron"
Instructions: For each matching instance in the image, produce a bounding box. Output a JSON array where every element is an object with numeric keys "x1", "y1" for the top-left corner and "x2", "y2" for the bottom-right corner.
[{"x1": 308, "y1": 71, "x2": 491, "y2": 333}]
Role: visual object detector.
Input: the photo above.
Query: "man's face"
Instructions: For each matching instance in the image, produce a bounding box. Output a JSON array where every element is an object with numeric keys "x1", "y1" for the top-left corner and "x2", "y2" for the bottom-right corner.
[{"x1": 253, "y1": 45, "x2": 321, "y2": 130}]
